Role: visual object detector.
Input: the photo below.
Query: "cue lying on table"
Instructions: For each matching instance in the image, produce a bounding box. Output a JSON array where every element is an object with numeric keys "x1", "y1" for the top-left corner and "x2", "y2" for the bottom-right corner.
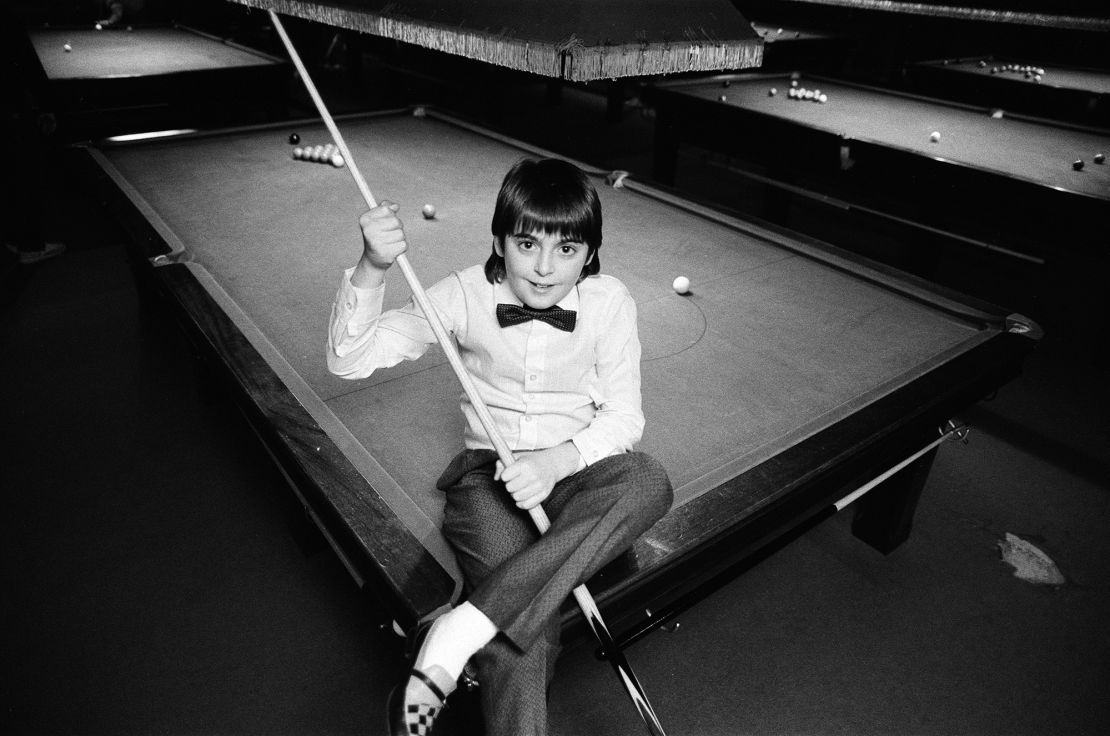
[{"x1": 266, "y1": 10, "x2": 667, "y2": 736}]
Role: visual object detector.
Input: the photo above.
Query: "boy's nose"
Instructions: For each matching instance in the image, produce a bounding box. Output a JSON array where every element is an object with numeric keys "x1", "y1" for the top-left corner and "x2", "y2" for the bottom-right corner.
[{"x1": 534, "y1": 251, "x2": 554, "y2": 276}]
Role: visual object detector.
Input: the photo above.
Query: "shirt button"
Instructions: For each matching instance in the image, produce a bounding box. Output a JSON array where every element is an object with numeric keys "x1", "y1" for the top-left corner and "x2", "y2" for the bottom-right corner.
[{"x1": 523, "y1": 416, "x2": 532, "y2": 423}]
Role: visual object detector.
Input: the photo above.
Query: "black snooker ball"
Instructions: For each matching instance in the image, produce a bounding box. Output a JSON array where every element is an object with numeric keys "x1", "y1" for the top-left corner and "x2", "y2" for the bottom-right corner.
[
  {"x1": 1072, "y1": 159, "x2": 1084, "y2": 171},
  {"x1": 1095, "y1": 153, "x2": 1105, "y2": 165},
  {"x1": 288, "y1": 133, "x2": 300, "y2": 145}
]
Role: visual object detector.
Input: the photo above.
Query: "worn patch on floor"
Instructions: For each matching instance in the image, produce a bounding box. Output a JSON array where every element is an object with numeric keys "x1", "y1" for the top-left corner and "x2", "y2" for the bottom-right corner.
[{"x1": 998, "y1": 532, "x2": 1066, "y2": 585}]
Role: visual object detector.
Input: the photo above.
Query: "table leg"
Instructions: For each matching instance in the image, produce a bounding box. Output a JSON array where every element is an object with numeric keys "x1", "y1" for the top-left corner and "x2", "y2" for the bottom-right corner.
[{"x1": 851, "y1": 446, "x2": 938, "y2": 554}]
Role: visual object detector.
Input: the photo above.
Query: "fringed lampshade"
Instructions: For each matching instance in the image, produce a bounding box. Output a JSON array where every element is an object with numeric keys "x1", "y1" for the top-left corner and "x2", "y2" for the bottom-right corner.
[
  {"x1": 226, "y1": 0, "x2": 764, "y2": 81},
  {"x1": 773, "y1": 0, "x2": 1110, "y2": 31}
]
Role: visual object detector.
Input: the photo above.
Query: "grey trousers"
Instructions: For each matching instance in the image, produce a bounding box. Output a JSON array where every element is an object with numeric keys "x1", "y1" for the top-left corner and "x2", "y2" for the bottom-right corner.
[{"x1": 437, "y1": 450, "x2": 673, "y2": 736}]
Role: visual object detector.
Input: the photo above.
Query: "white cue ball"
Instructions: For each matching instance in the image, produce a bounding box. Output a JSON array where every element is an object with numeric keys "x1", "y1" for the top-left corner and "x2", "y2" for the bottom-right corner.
[
  {"x1": 422, "y1": 204, "x2": 436, "y2": 219},
  {"x1": 929, "y1": 131, "x2": 941, "y2": 143},
  {"x1": 63, "y1": 43, "x2": 72, "y2": 52},
  {"x1": 330, "y1": 153, "x2": 345, "y2": 168},
  {"x1": 672, "y1": 276, "x2": 690, "y2": 294}
]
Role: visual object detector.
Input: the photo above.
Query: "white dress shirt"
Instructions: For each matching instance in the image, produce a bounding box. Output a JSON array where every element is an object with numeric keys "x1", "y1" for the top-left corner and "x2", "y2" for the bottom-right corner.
[{"x1": 327, "y1": 264, "x2": 644, "y2": 467}]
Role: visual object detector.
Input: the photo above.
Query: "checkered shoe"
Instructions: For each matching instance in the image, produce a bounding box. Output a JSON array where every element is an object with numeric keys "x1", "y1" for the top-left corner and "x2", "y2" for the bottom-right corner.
[
  {"x1": 388, "y1": 665, "x2": 455, "y2": 736},
  {"x1": 403, "y1": 701, "x2": 442, "y2": 735}
]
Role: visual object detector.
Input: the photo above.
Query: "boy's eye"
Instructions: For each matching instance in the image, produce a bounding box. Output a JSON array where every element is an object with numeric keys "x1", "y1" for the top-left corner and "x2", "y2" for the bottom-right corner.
[
  {"x1": 517, "y1": 240, "x2": 536, "y2": 250},
  {"x1": 559, "y1": 245, "x2": 578, "y2": 255}
]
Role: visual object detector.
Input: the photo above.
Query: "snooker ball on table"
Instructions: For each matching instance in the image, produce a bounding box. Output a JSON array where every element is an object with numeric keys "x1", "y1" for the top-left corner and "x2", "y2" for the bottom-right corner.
[
  {"x1": 288, "y1": 133, "x2": 300, "y2": 145},
  {"x1": 672, "y1": 276, "x2": 690, "y2": 295},
  {"x1": 1095, "y1": 153, "x2": 1105, "y2": 165},
  {"x1": 63, "y1": 43, "x2": 72, "y2": 52},
  {"x1": 1072, "y1": 159, "x2": 1084, "y2": 171},
  {"x1": 929, "y1": 131, "x2": 941, "y2": 143},
  {"x1": 422, "y1": 204, "x2": 436, "y2": 219}
]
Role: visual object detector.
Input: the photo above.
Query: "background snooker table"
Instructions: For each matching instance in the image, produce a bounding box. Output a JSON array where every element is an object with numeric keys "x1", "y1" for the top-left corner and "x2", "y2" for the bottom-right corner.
[
  {"x1": 650, "y1": 72, "x2": 1110, "y2": 264},
  {"x1": 907, "y1": 55, "x2": 1110, "y2": 128},
  {"x1": 25, "y1": 24, "x2": 289, "y2": 137},
  {"x1": 79, "y1": 107, "x2": 1040, "y2": 643}
]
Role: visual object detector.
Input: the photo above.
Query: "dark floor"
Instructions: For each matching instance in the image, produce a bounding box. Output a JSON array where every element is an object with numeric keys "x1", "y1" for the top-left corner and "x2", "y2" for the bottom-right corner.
[{"x1": 4, "y1": 28, "x2": 1110, "y2": 736}]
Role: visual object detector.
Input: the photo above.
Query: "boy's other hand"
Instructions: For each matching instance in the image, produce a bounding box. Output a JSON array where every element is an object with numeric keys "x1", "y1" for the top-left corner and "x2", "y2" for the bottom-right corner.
[{"x1": 496, "y1": 444, "x2": 581, "y2": 510}]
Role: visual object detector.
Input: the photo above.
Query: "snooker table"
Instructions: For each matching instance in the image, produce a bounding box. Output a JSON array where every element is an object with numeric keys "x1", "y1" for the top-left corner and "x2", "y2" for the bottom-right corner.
[
  {"x1": 650, "y1": 72, "x2": 1110, "y2": 262},
  {"x1": 26, "y1": 24, "x2": 289, "y2": 137},
  {"x1": 907, "y1": 56, "x2": 1110, "y2": 128},
  {"x1": 78, "y1": 107, "x2": 1040, "y2": 645}
]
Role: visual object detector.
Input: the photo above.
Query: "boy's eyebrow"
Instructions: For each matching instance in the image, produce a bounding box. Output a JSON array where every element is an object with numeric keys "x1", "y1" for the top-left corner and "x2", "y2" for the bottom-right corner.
[{"x1": 509, "y1": 231, "x2": 585, "y2": 245}]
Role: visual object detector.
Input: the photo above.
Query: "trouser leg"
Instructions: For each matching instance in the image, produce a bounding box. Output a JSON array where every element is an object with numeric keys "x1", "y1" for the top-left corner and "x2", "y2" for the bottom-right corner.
[
  {"x1": 471, "y1": 621, "x2": 560, "y2": 736},
  {"x1": 440, "y1": 450, "x2": 672, "y2": 733},
  {"x1": 441, "y1": 451, "x2": 549, "y2": 736},
  {"x1": 465, "y1": 451, "x2": 672, "y2": 648}
]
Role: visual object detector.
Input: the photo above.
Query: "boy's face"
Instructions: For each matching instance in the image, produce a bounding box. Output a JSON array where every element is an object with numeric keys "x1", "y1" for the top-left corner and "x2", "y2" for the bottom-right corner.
[{"x1": 495, "y1": 229, "x2": 593, "y2": 309}]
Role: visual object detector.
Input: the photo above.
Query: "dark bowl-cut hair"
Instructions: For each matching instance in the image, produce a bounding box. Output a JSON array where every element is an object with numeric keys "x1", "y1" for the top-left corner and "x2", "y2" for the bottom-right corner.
[{"x1": 485, "y1": 158, "x2": 602, "y2": 284}]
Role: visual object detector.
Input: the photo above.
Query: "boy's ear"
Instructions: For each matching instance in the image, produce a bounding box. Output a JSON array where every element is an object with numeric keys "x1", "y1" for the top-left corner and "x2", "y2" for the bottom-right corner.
[
  {"x1": 492, "y1": 237, "x2": 505, "y2": 257},
  {"x1": 585, "y1": 249, "x2": 595, "y2": 266}
]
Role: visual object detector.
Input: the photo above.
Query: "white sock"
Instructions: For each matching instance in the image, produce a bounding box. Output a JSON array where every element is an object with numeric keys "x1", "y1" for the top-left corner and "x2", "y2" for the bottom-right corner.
[{"x1": 414, "y1": 601, "x2": 498, "y2": 681}]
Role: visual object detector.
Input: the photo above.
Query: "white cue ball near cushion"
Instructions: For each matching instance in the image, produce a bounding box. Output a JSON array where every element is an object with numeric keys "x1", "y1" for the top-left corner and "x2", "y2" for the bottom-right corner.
[
  {"x1": 672, "y1": 276, "x2": 690, "y2": 294},
  {"x1": 422, "y1": 204, "x2": 436, "y2": 219}
]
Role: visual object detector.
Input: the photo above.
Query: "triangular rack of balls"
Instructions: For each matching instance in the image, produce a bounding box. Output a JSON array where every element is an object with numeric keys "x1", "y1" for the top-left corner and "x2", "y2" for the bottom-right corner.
[
  {"x1": 290, "y1": 134, "x2": 345, "y2": 168},
  {"x1": 761, "y1": 74, "x2": 828, "y2": 103}
]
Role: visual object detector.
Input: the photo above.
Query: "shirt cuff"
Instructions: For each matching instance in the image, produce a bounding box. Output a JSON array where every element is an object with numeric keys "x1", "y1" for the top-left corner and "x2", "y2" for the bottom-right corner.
[
  {"x1": 340, "y1": 267, "x2": 385, "y2": 331},
  {"x1": 571, "y1": 433, "x2": 614, "y2": 469}
]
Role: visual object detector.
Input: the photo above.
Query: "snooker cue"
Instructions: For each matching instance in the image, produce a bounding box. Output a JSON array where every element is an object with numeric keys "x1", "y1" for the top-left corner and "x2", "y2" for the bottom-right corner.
[
  {"x1": 599, "y1": 420, "x2": 971, "y2": 657},
  {"x1": 266, "y1": 11, "x2": 667, "y2": 736},
  {"x1": 832, "y1": 420, "x2": 968, "y2": 513}
]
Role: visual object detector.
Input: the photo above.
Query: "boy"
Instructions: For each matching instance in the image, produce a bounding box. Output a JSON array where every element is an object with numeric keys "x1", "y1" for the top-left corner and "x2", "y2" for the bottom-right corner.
[{"x1": 327, "y1": 158, "x2": 672, "y2": 735}]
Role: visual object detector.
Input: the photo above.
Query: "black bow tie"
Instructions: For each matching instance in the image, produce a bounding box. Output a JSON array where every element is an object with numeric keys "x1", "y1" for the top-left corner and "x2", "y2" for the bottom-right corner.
[{"x1": 496, "y1": 303, "x2": 577, "y2": 332}]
